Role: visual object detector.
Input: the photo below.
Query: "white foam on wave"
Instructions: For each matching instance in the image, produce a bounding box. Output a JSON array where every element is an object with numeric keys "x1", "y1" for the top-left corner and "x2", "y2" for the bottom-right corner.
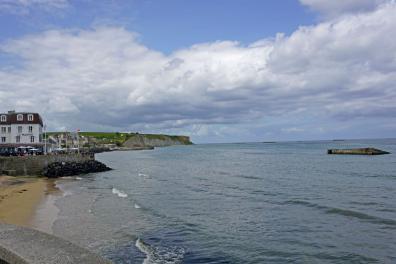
[
  {"x1": 135, "y1": 238, "x2": 185, "y2": 264},
  {"x1": 134, "y1": 203, "x2": 141, "y2": 209},
  {"x1": 75, "y1": 177, "x2": 83, "y2": 180},
  {"x1": 138, "y1": 173, "x2": 151, "y2": 179},
  {"x1": 62, "y1": 190, "x2": 73, "y2": 197},
  {"x1": 112, "y1": 188, "x2": 128, "y2": 198},
  {"x1": 136, "y1": 238, "x2": 152, "y2": 264}
]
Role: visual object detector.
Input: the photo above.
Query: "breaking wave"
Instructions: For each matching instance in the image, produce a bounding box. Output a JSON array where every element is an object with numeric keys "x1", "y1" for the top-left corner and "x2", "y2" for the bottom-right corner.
[
  {"x1": 135, "y1": 238, "x2": 184, "y2": 264},
  {"x1": 112, "y1": 188, "x2": 128, "y2": 198}
]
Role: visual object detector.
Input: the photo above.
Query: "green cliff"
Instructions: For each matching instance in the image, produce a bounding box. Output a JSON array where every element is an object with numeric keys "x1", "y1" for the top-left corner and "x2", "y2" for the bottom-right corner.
[{"x1": 122, "y1": 134, "x2": 192, "y2": 148}]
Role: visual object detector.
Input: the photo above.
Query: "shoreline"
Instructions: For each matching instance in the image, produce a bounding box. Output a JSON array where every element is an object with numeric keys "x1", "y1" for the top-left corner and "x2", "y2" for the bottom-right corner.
[{"x1": 0, "y1": 176, "x2": 61, "y2": 233}]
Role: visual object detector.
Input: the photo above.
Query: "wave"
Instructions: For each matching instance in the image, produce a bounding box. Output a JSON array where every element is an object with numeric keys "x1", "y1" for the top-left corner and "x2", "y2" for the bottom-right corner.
[
  {"x1": 112, "y1": 188, "x2": 128, "y2": 198},
  {"x1": 326, "y1": 208, "x2": 396, "y2": 226},
  {"x1": 75, "y1": 177, "x2": 83, "y2": 180},
  {"x1": 285, "y1": 200, "x2": 396, "y2": 227},
  {"x1": 234, "y1": 174, "x2": 262, "y2": 180},
  {"x1": 138, "y1": 173, "x2": 151, "y2": 179},
  {"x1": 136, "y1": 238, "x2": 151, "y2": 264},
  {"x1": 135, "y1": 238, "x2": 185, "y2": 264}
]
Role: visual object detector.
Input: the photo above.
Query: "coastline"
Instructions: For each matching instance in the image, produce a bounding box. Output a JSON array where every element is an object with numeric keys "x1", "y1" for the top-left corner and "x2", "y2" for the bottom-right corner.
[{"x1": 0, "y1": 176, "x2": 60, "y2": 232}]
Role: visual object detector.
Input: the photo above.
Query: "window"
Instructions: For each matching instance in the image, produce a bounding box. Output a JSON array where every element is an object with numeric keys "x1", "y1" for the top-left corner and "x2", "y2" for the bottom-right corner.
[
  {"x1": 8, "y1": 127, "x2": 11, "y2": 133},
  {"x1": 30, "y1": 136, "x2": 35, "y2": 143},
  {"x1": 18, "y1": 126, "x2": 22, "y2": 133},
  {"x1": 1, "y1": 137, "x2": 6, "y2": 143},
  {"x1": 16, "y1": 136, "x2": 20, "y2": 143},
  {"x1": 1, "y1": 127, "x2": 6, "y2": 133},
  {"x1": 29, "y1": 126, "x2": 33, "y2": 133},
  {"x1": 17, "y1": 114, "x2": 23, "y2": 121},
  {"x1": 0, "y1": 115, "x2": 6, "y2": 122},
  {"x1": 28, "y1": 114, "x2": 33, "y2": 121}
]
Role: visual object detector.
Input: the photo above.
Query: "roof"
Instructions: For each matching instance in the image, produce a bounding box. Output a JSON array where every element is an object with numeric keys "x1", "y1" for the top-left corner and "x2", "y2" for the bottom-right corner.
[{"x1": 0, "y1": 112, "x2": 43, "y2": 126}]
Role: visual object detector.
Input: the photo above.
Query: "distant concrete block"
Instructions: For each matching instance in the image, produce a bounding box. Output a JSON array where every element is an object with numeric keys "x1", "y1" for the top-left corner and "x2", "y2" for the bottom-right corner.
[{"x1": 327, "y1": 148, "x2": 390, "y2": 155}]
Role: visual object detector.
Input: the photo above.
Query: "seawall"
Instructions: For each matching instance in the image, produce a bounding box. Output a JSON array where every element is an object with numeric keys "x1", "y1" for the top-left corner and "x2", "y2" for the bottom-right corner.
[
  {"x1": 0, "y1": 154, "x2": 94, "y2": 176},
  {"x1": 0, "y1": 223, "x2": 112, "y2": 264}
]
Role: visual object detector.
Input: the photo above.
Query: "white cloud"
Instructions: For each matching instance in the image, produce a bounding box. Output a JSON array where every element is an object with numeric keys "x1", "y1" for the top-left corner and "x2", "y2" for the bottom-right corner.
[
  {"x1": 299, "y1": 0, "x2": 389, "y2": 18},
  {"x1": 1, "y1": 2, "x2": 396, "y2": 140},
  {"x1": 0, "y1": 0, "x2": 69, "y2": 14}
]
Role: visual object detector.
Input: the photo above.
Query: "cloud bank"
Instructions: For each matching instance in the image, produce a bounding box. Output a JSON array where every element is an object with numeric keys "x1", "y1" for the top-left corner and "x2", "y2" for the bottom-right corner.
[
  {"x1": 0, "y1": 0, "x2": 68, "y2": 14},
  {"x1": 1, "y1": 2, "x2": 396, "y2": 141},
  {"x1": 299, "y1": 0, "x2": 389, "y2": 18}
]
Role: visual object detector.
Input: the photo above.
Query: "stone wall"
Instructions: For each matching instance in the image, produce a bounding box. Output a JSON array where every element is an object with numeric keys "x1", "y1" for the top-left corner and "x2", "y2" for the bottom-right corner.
[{"x1": 0, "y1": 153, "x2": 94, "y2": 176}]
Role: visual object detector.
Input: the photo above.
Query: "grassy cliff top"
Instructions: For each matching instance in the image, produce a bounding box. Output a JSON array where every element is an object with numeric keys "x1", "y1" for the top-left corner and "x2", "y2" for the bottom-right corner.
[{"x1": 47, "y1": 132, "x2": 192, "y2": 145}]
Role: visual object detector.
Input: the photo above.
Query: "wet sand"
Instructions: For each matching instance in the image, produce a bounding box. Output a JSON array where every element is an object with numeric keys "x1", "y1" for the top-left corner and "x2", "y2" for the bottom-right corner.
[
  {"x1": 0, "y1": 176, "x2": 61, "y2": 231},
  {"x1": 30, "y1": 179, "x2": 62, "y2": 234}
]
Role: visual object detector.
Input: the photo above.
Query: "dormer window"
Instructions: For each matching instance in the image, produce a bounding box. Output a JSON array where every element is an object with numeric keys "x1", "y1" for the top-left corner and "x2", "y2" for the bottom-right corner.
[
  {"x1": 0, "y1": 115, "x2": 6, "y2": 122},
  {"x1": 17, "y1": 114, "x2": 23, "y2": 121},
  {"x1": 28, "y1": 114, "x2": 33, "y2": 121}
]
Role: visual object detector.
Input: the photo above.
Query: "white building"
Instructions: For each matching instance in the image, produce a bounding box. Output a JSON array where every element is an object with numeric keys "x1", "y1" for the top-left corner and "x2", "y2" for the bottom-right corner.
[{"x1": 0, "y1": 111, "x2": 44, "y2": 152}]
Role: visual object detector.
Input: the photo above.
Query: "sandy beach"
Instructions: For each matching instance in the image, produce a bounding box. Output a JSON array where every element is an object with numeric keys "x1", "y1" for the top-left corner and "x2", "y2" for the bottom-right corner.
[{"x1": 0, "y1": 176, "x2": 59, "y2": 230}]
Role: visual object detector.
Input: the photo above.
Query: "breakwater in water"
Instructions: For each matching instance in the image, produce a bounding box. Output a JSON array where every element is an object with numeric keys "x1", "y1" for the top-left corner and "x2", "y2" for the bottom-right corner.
[
  {"x1": 43, "y1": 160, "x2": 111, "y2": 178},
  {"x1": 327, "y1": 147, "x2": 390, "y2": 155}
]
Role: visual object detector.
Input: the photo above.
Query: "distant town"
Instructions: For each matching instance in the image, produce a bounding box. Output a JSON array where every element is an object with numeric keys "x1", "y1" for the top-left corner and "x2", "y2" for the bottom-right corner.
[{"x1": 0, "y1": 110, "x2": 192, "y2": 156}]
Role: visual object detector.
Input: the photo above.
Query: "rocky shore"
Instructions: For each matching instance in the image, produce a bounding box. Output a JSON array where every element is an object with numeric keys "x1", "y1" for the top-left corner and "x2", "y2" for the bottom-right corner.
[{"x1": 43, "y1": 160, "x2": 112, "y2": 178}]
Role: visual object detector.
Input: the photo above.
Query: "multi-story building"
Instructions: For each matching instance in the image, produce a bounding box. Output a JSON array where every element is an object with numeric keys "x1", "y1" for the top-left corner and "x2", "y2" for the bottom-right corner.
[{"x1": 0, "y1": 111, "x2": 44, "y2": 152}]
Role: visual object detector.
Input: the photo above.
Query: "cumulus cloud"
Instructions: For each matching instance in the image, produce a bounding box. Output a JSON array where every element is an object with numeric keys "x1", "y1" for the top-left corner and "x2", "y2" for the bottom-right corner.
[
  {"x1": 1, "y1": 2, "x2": 396, "y2": 140},
  {"x1": 0, "y1": 0, "x2": 68, "y2": 14},
  {"x1": 299, "y1": 0, "x2": 389, "y2": 18}
]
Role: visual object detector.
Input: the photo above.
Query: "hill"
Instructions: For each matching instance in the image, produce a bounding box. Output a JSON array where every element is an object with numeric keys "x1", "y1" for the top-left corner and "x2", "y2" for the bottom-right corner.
[{"x1": 46, "y1": 132, "x2": 193, "y2": 148}]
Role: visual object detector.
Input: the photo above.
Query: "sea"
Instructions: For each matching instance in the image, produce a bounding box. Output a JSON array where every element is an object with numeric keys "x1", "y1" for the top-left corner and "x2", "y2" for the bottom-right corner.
[{"x1": 48, "y1": 139, "x2": 396, "y2": 263}]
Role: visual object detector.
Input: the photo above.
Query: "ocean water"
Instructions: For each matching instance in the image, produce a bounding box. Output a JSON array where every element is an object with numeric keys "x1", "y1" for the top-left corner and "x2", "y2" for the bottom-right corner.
[{"x1": 52, "y1": 139, "x2": 396, "y2": 263}]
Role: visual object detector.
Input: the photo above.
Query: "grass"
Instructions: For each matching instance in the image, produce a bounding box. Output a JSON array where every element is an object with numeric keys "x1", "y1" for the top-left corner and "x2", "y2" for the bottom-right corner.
[
  {"x1": 46, "y1": 132, "x2": 192, "y2": 145},
  {"x1": 128, "y1": 133, "x2": 192, "y2": 144}
]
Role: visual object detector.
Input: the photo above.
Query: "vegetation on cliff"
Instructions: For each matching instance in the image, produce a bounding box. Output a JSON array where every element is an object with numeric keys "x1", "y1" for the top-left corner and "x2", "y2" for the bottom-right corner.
[{"x1": 47, "y1": 132, "x2": 193, "y2": 147}]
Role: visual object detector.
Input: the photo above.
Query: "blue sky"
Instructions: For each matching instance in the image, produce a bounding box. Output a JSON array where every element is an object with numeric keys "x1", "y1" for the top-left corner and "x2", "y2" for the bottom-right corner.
[
  {"x1": 0, "y1": 0, "x2": 315, "y2": 52},
  {"x1": 0, "y1": 0, "x2": 395, "y2": 143}
]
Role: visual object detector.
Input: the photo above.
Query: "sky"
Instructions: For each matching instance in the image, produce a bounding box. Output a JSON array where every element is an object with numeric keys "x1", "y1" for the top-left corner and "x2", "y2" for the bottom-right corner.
[{"x1": 0, "y1": 0, "x2": 395, "y2": 143}]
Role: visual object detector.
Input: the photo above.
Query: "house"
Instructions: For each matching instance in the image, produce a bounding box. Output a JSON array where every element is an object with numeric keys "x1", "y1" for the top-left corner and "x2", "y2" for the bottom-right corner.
[{"x1": 0, "y1": 110, "x2": 44, "y2": 154}]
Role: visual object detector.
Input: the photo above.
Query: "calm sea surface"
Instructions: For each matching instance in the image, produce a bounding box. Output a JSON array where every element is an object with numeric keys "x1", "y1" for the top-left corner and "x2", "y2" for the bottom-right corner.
[{"x1": 52, "y1": 139, "x2": 396, "y2": 263}]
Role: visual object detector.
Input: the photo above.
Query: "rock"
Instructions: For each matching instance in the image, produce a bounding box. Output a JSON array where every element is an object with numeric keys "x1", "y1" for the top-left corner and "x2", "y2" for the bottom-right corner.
[
  {"x1": 43, "y1": 160, "x2": 112, "y2": 178},
  {"x1": 327, "y1": 148, "x2": 390, "y2": 155}
]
